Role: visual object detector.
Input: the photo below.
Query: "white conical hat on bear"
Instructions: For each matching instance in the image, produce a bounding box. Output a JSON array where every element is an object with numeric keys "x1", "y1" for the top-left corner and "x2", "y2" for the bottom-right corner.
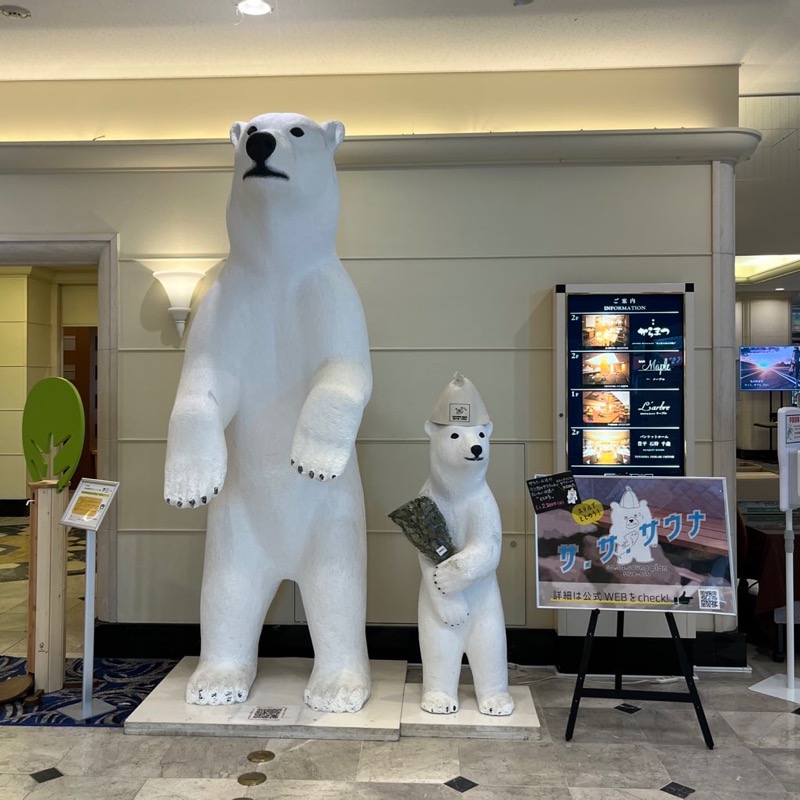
[
  {"x1": 429, "y1": 372, "x2": 491, "y2": 426},
  {"x1": 618, "y1": 486, "x2": 640, "y2": 509}
]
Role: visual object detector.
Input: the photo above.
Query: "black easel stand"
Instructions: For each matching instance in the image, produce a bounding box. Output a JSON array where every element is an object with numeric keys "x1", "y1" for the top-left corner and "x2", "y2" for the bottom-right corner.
[{"x1": 565, "y1": 609, "x2": 714, "y2": 749}]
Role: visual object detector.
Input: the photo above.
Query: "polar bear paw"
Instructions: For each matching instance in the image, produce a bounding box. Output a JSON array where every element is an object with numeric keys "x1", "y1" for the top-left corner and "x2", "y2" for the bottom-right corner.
[
  {"x1": 434, "y1": 593, "x2": 470, "y2": 627},
  {"x1": 478, "y1": 692, "x2": 515, "y2": 716},
  {"x1": 304, "y1": 669, "x2": 371, "y2": 712},
  {"x1": 164, "y1": 427, "x2": 227, "y2": 508},
  {"x1": 185, "y1": 660, "x2": 255, "y2": 705},
  {"x1": 421, "y1": 690, "x2": 459, "y2": 714},
  {"x1": 289, "y1": 433, "x2": 353, "y2": 483}
]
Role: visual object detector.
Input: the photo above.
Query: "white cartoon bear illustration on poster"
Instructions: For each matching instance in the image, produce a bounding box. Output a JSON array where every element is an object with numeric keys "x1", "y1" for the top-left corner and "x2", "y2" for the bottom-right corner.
[
  {"x1": 163, "y1": 112, "x2": 372, "y2": 712},
  {"x1": 609, "y1": 485, "x2": 657, "y2": 565},
  {"x1": 416, "y1": 373, "x2": 514, "y2": 716}
]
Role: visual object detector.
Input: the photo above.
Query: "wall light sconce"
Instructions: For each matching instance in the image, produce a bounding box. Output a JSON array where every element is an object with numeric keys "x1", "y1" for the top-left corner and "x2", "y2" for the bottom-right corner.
[
  {"x1": 236, "y1": 0, "x2": 272, "y2": 15},
  {"x1": 153, "y1": 270, "x2": 206, "y2": 338}
]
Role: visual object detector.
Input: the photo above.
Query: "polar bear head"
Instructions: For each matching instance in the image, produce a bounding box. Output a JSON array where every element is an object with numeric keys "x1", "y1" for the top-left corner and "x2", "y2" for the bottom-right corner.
[
  {"x1": 424, "y1": 420, "x2": 494, "y2": 485},
  {"x1": 424, "y1": 373, "x2": 493, "y2": 487},
  {"x1": 229, "y1": 112, "x2": 345, "y2": 205}
]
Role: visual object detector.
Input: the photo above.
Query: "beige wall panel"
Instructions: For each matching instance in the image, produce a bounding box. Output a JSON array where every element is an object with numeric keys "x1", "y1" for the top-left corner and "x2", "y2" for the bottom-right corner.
[
  {"x1": 26, "y1": 278, "x2": 52, "y2": 326},
  {"x1": 349, "y1": 256, "x2": 712, "y2": 351},
  {"x1": 694, "y1": 349, "x2": 713, "y2": 443},
  {"x1": 694, "y1": 442, "x2": 714, "y2": 477},
  {"x1": 0, "y1": 410, "x2": 22, "y2": 454},
  {"x1": 0, "y1": 454, "x2": 26, "y2": 498},
  {"x1": 26, "y1": 323, "x2": 51, "y2": 368},
  {"x1": 26, "y1": 367, "x2": 49, "y2": 391},
  {"x1": 748, "y1": 297, "x2": 792, "y2": 344},
  {"x1": 118, "y1": 351, "x2": 181, "y2": 440},
  {"x1": 338, "y1": 165, "x2": 711, "y2": 260},
  {"x1": 525, "y1": 538, "x2": 557, "y2": 631},
  {"x1": 363, "y1": 532, "x2": 427, "y2": 624},
  {"x1": 117, "y1": 441, "x2": 207, "y2": 532},
  {"x1": 358, "y1": 441, "x2": 526, "y2": 536},
  {"x1": 364, "y1": 350, "x2": 549, "y2": 444},
  {"x1": 117, "y1": 532, "x2": 296, "y2": 624},
  {"x1": 0, "y1": 323, "x2": 25, "y2": 367},
  {"x1": 496, "y1": 534, "x2": 526, "y2": 626},
  {"x1": 0, "y1": 277, "x2": 26, "y2": 320},
  {"x1": 0, "y1": 367, "x2": 26, "y2": 409},
  {"x1": 0, "y1": 173, "x2": 231, "y2": 259},
  {"x1": 61, "y1": 284, "x2": 99, "y2": 327},
  {"x1": 116, "y1": 532, "x2": 205, "y2": 623}
]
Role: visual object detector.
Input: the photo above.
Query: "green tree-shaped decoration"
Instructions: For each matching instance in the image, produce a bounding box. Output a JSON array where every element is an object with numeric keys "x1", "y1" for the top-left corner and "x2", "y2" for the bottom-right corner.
[{"x1": 22, "y1": 377, "x2": 85, "y2": 492}]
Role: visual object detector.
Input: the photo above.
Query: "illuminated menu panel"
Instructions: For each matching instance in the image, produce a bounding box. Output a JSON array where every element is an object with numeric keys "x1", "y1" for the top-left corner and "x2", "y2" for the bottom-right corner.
[{"x1": 566, "y1": 293, "x2": 685, "y2": 475}]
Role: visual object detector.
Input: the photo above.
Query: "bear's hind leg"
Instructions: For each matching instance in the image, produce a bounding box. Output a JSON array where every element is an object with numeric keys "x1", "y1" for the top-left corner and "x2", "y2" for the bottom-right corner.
[
  {"x1": 466, "y1": 584, "x2": 515, "y2": 717},
  {"x1": 187, "y1": 508, "x2": 279, "y2": 706},
  {"x1": 299, "y1": 541, "x2": 371, "y2": 713},
  {"x1": 419, "y1": 592, "x2": 464, "y2": 714}
]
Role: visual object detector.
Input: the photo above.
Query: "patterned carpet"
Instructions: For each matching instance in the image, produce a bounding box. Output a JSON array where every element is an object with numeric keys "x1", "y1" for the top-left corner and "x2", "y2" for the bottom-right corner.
[
  {"x1": 0, "y1": 519, "x2": 86, "y2": 583},
  {"x1": 0, "y1": 656, "x2": 177, "y2": 727}
]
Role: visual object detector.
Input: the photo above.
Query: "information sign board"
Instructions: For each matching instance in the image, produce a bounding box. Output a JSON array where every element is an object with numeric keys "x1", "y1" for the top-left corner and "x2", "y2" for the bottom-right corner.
[
  {"x1": 60, "y1": 478, "x2": 119, "y2": 531},
  {"x1": 564, "y1": 291, "x2": 687, "y2": 476}
]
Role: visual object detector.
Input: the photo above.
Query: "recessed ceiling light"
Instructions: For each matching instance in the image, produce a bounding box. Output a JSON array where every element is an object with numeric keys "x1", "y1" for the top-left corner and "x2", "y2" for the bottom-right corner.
[
  {"x1": 775, "y1": 287, "x2": 786, "y2": 291},
  {"x1": 236, "y1": 0, "x2": 272, "y2": 15},
  {"x1": 0, "y1": 5, "x2": 32, "y2": 18}
]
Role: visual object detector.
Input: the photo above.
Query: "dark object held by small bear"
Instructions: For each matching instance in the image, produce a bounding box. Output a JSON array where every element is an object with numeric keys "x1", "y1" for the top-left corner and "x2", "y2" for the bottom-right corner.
[{"x1": 388, "y1": 496, "x2": 455, "y2": 563}]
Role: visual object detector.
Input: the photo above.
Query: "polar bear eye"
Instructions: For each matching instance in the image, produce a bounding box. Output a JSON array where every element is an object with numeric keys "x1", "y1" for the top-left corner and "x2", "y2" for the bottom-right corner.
[
  {"x1": 450, "y1": 433, "x2": 459, "y2": 439},
  {"x1": 290, "y1": 127, "x2": 305, "y2": 138},
  {"x1": 479, "y1": 432, "x2": 485, "y2": 438},
  {"x1": 247, "y1": 126, "x2": 257, "y2": 135}
]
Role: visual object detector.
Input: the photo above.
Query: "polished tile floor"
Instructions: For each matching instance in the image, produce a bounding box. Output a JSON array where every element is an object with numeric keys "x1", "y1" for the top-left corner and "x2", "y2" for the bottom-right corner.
[{"x1": 0, "y1": 646, "x2": 798, "y2": 799}]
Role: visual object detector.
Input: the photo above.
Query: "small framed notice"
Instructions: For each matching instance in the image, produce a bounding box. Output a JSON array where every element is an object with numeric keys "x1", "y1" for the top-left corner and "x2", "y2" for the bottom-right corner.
[{"x1": 61, "y1": 478, "x2": 119, "y2": 531}]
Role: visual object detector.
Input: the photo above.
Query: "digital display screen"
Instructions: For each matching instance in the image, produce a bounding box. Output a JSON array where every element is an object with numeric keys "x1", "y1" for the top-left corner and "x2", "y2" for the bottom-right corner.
[
  {"x1": 566, "y1": 293, "x2": 685, "y2": 476},
  {"x1": 739, "y1": 346, "x2": 799, "y2": 391}
]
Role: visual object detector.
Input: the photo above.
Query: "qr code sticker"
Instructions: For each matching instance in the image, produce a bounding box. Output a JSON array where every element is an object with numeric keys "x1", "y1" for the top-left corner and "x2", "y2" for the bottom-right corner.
[
  {"x1": 698, "y1": 589, "x2": 721, "y2": 610},
  {"x1": 249, "y1": 706, "x2": 287, "y2": 721}
]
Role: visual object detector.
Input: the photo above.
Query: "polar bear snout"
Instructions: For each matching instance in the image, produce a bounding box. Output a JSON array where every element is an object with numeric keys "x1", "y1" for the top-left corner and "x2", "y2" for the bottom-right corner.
[
  {"x1": 246, "y1": 131, "x2": 276, "y2": 162},
  {"x1": 465, "y1": 444, "x2": 484, "y2": 462},
  {"x1": 243, "y1": 131, "x2": 289, "y2": 181}
]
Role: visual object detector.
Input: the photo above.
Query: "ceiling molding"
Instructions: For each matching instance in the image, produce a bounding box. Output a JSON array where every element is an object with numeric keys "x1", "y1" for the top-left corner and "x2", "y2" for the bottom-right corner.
[{"x1": 0, "y1": 128, "x2": 762, "y2": 175}]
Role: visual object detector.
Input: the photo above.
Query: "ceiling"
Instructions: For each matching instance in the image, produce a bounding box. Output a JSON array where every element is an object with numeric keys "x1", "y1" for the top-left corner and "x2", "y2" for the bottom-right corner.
[{"x1": 0, "y1": 0, "x2": 799, "y2": 94}]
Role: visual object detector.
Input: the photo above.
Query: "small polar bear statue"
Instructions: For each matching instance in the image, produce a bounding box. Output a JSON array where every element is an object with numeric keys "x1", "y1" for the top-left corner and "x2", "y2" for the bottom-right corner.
[
  {"x1": 163, "y1": 112, "x2": 372, "y2": 712},
  {"x1": 416, "y1": 373, "x2": 514, "y2": 716},
  {"x1": 610, "y1": 485, "x2": 657, "y2": 565}
]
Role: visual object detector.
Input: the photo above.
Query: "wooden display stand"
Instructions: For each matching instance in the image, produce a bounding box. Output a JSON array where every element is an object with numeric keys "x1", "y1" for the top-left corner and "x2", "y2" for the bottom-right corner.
[{"x1": 27, "y1": 479, "x2": 69, "y2": 693}]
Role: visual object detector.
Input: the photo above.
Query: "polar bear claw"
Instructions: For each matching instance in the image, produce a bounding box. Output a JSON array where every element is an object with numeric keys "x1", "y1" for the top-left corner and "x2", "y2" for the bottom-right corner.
[
  {"x1": 186, "y1": 660, "x2": 256, "y2": 706},
  {"x1": 421, "y1": 690, "x2": 459, "y2": 714}
]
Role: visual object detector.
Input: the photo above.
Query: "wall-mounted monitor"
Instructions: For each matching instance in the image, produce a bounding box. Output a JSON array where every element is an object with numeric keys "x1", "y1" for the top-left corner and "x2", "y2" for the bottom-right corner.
[{"x1": 739, "y1": 346, "x2": 799, "y2": 392}]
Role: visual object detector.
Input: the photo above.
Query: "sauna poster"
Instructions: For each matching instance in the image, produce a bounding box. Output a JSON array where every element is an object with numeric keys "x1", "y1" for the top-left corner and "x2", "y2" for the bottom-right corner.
[
  {"x1": 532, "y1": 475, "x2": 735, "y2": 615},
  {"x1": 566, "y1": 292, "x2": 685, "y2": 475}
]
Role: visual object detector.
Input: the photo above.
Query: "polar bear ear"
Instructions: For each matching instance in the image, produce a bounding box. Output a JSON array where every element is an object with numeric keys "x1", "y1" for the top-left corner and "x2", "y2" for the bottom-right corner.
[
  {"x1": 423, "y1": 419, "x2": 437, "y2": 439},
  {"x1": 322, "y1": 120, "x2": 345, "y2": 152},
  {"x1": 230, "y1": 121, "x2": 248, "y2": 148},
  {"x1": 483, "y1": 421, "x2": 494, "y2": 438},
  {"x1": 610, "y1": 501, "x2": 620, "y2": 512}
]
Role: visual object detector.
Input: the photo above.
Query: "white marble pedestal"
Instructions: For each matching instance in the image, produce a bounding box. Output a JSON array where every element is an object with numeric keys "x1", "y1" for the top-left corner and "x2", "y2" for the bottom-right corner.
[
  {"x1": 125, "y1": 657, "x2": 407, "y2": 740},
  {"x1": 400, "y1": 684, "x2": 540, "y2": 740}
]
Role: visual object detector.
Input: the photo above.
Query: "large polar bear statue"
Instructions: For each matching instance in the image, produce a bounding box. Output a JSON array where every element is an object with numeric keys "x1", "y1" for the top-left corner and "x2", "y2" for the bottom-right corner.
[
  {"x1": 417, "y1": 373, "x2": 514, "y2": 716},
  {"x1": 163, "y1": 112, "x2": 372, "y2": 712}
]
